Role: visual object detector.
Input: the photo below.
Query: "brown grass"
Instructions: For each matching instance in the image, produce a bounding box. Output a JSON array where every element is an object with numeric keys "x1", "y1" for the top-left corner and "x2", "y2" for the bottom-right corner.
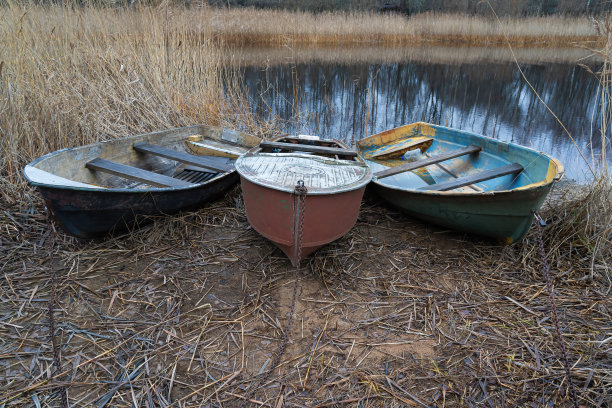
[
  {"x1": 0, "y1": 2, "x2": 270, "y2": 190},
  {"x1": 1, "y1": 186, "x2": 611, "y2": 407},
  {"x1": 520, "y1": 15, "x2": 612, "y2": 285},
  {"x1": 203, "y1": 8, "x2": 601, "y2": 47}
]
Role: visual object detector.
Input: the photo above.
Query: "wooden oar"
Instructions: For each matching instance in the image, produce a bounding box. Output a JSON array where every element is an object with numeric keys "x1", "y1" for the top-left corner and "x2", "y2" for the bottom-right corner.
[{"x1": 259, "y1": 141, "x2": 358, "y2": 157}]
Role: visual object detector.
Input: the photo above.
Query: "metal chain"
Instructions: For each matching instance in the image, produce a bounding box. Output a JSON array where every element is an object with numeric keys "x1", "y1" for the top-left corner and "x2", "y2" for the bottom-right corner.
[
  {"x1": 241, "y1": 181, "x2": 307, "y2": 405},
  {"x1": 48, "y1": 266, "x2": 69, "y2": 408},
  {"x1": 534, "y1": 214, "x2": 578, "y2": 408}
]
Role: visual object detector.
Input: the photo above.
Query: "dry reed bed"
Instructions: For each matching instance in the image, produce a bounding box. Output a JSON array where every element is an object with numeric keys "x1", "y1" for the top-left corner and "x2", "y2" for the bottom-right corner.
[
  {"x1": 0, "y1": 4, "x2": 267, "y2": 185},
  {"x1": 204, "y1": 8, "x2": 600, "y2": 47},
  {"x1": 0, "y1": 187, "x2": 610, "y2": 407}
]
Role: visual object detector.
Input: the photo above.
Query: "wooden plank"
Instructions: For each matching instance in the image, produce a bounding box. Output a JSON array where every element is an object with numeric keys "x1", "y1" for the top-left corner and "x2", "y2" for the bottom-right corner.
[
  {"x1": 86, "y1": 158, "x2": 195, "y2": 188},
  {"x1": 419, "y1": 163, "x2": 523, "y2": 191},
  {"x1": 374, "y1": 145, "x2": 482, "y2": 179},
  {"x1": 424, "y1": 152, "x2": 484, "y2": 192},
  {"x1": 186, "y1": 139, "x2": 247, "y2": 159},
  {"x1": 133, "y1": 143, "x2": 233, "y2": 173},
  {"x1": 371, "y1": 136, "x2": 433, "y2": 159},
  {"x1": 259, "y1": 141, "x2": 358, "y2": 157}
]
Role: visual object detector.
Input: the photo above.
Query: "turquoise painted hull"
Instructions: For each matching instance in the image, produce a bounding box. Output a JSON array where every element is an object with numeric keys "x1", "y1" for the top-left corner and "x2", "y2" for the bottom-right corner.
[
  {"x1": 358, "y1": 123, "x2": 563, "y2": 243},
  {"x1": 373, "y1": 182, "x2": 553, "y2": 242}
]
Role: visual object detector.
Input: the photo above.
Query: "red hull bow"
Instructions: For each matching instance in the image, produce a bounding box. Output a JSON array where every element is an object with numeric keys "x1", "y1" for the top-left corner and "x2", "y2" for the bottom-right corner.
[{"x1": 240, "y1": 177, "x2": 366, "y2": 266}]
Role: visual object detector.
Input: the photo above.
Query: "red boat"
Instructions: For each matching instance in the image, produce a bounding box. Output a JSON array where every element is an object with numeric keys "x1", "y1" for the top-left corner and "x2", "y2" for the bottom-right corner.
[{"x1": 235, "y1": 136, "x2": 372, "y2": 266}]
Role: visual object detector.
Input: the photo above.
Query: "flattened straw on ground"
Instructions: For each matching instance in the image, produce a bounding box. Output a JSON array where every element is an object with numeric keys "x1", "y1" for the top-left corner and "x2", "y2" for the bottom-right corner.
[{"x1": 1, "y1": 185, "x2": 610, "y2": 407}]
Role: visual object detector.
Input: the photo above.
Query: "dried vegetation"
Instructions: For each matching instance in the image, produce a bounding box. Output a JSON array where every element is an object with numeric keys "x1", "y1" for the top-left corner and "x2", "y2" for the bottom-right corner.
[
  {"x1": 204, "y1": 8, "x2": 599, "y2": 47},
  {"x1": 0, "y1": 2, "x2": 267, "y2": 188},
  {"x1": 1, "y1": 187, "x2": 611, "y2": 407},
  {"x1": 0, "y1": 2, "x2": 611, "y2": 408}
]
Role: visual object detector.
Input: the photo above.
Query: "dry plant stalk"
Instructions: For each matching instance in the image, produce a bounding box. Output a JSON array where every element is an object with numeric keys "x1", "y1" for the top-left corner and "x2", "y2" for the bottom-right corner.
[{"x1": 525, "y1": 14, "x2": 612, "y2": 284}]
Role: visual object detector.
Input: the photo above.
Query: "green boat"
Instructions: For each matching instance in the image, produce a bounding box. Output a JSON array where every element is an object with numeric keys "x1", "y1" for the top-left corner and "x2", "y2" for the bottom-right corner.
[{"x1": 357, "y1": 122, "x2": 564, "y2": 243}]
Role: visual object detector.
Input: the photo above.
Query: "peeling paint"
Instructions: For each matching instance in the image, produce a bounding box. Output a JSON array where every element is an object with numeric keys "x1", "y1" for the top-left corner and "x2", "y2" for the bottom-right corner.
[{"x1": 357, "y1": 122, "x2": 563, "y2": 242}]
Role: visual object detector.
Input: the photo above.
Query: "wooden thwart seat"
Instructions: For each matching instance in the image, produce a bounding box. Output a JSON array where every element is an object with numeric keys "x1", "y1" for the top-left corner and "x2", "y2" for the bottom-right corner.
[
  {"x1": 186, "y1": 139, "x2": 248, "y2": 159},
  {"x1": 133, "y1": 143, "x2": 233, "y2": 173},
  {"x1": 374, "y1": 145, "x2": 482, "y2": 179},
  {"x1": 419, "y1": 163, "x2": 524, "y2": 192},
  {"x1": 86, "y1": 158, "x2": 195, "y2": 188},
  {"x1": 259, "y1": 141, "x2": 358, "y2": 157},
  {"x1": 371, "y1": 136, "x2": 434, "y2": 159}
]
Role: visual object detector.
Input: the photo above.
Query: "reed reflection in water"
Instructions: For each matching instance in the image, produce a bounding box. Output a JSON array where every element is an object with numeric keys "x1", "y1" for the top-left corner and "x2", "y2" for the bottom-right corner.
[{"x1": 239, "y1": 46, "x2": 606, "y2": 181}]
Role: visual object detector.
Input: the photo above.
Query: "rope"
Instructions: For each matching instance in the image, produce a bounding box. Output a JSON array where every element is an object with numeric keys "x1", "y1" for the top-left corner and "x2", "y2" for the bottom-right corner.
[{"x1": 48, "y1": 266, "x2": 69, "y2": 408}]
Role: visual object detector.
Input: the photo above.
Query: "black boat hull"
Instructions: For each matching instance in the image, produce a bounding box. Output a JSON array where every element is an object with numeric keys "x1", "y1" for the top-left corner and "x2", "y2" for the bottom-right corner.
[{"x1": 37, "y1": 173, "x2": 238, "y2": 238}]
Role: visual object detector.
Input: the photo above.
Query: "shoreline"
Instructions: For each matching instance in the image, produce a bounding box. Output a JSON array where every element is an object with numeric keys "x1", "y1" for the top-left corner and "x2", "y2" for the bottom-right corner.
[
  {"x1": 0, "y1": 4, "x2": 610, "y2": 406},
  {"x1": 224, "y1": 43, "x2": 602, "y2": 66},
  {"x1": 215, "y1": 33, "x2": 601, "y2": 48}
]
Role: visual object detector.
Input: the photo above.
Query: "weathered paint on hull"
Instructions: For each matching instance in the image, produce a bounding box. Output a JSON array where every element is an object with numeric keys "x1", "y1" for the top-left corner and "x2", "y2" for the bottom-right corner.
[
  {"x1": 374, "y1": 182, "x2": 553, "y2": 243},
  {"x1": 240, "y1": 177, "x2": 365, "y2": 266},
  {"x1": 38, "y1": 173, "x2": 237, "y2": 238},
  {"x1": 25, "y1": 124, "x2": 261, "y2": 238},
  {"x1": 358, "y1": 122, "x2": 563, "y2": 243}
]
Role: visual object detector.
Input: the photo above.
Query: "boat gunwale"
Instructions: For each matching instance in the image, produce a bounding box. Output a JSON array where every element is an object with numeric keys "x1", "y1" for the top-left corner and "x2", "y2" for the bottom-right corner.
[
  {"x1": 23, "y1": 124, "x2": 241, "y2": 193},
  {"x1": 359, "y1": 122, "x2": 564, "y2": 196}
]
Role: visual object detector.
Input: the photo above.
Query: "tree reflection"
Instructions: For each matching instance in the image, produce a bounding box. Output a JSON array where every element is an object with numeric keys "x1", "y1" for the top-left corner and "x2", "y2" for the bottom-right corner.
[{"x1": 242, "y1": 58, "x2": 605, "y2": 180}]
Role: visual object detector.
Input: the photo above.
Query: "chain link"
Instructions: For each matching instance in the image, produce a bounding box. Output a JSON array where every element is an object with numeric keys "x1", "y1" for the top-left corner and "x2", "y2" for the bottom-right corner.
[
  {"x1": 241, "y1": 181, "x2": 307, "y2": 405},
  {"x1": 294, "y1": 180, "x2": 308, "y2": 268},
  {"x1": 535, "y1": 215, "x2": 578, "y2": 408}
]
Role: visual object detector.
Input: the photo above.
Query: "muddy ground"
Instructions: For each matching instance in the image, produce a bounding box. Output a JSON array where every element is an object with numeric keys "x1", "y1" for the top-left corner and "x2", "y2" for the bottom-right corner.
[{"x1": 0, "y1": 187, "x2": 610, "y2": 407}]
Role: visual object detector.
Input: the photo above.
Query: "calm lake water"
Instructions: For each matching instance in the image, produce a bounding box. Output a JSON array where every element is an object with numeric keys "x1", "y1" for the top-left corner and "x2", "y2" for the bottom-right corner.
[{"x1": 236, "y1": 46, "x2": 608, "y2": 181}]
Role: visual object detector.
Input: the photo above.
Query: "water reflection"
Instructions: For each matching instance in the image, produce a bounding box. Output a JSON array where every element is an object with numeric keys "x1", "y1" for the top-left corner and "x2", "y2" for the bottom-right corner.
[
  {"x1": 231, "y1": 45, "x2": 600, "y2": 66},
  {"x1": 239, "y1": 47, "x2": 607, "y2": 180}
]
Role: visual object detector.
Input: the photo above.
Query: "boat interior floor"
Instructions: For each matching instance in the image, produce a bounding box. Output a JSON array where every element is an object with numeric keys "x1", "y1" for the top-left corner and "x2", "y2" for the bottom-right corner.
[
  {"x1": 372, "y1": 143, "x2": 524, "y2": 192},
  {"x1": 86, "y1": 142, "x2": 234, "y2": 189},
  {"x1": 374, "y1": 145, "x2": 482, "y2": 179},
  {"x1": 419, "y1": 163, "x2": 524, "y2": 192}
]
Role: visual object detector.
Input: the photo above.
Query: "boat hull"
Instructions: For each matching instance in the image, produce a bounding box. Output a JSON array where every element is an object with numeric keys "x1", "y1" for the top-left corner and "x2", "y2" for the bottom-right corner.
[
  {"x1": 358, "y1": 122, "x2": 563, "y2": 243},
  {"x1": 38, "y1": 173, "x2": 238, "y2": 238},
  {"x1": 240, "y1": 177, "x2": 366, "y2": 266},
  {"x1": 24, "y1": 124, "x2": 260, "y2": 238},
  {"x1": 373, "y1": 182, "x2": 553, "y2": 243}
]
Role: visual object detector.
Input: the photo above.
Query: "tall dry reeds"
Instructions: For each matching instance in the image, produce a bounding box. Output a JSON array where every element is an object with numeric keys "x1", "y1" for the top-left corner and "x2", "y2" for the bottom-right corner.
[
  {"x1": 585, "y1": 15, "x2": 612, "y2": 281},
  {"x1": 521, "y1": 15, "x2": 611, "y2": 284},
  {"x1": 596, "y1": 16, "x2": 611, "y2": 178},
  {"x1": 201, "y1": 8, "x2": 598, "y2": 47},
  {"x1": 0, "y1": 2, "x2": 258, "y2": 202}
]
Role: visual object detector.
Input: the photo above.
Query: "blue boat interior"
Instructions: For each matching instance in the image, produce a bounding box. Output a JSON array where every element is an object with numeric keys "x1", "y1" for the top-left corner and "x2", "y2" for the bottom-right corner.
[{"x1": 359, "y1": 123, "x2": 561, "y2": 194}]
